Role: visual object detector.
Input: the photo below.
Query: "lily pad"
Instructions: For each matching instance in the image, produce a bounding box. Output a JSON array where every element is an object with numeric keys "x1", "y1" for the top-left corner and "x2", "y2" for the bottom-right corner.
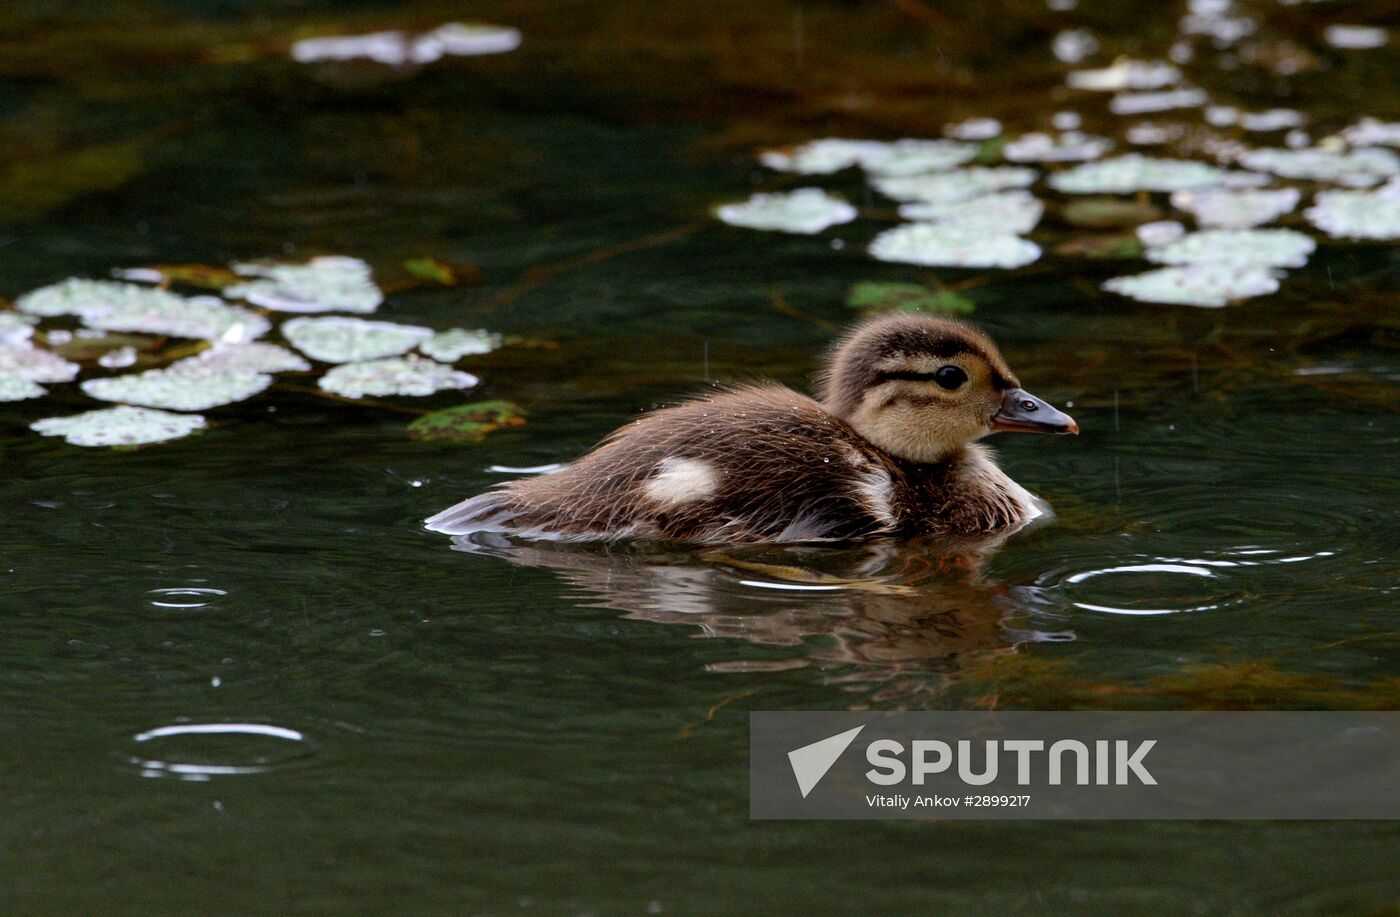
[
  {"x1": 0, "y1": 313, "x2": 36, "y2": 346},
  {"x1": 407, "y1": 400, "x2": 526, "y2": 442},
  {"x1": 292, "y1": 22, "x2": 520, "y2": 65},
  {"x1": 758, "y1": 139, "x2": 891, "y2": 174},
  {"x1": 896, "y1": 191, "x2": 1043, "y2": 233},
  {"x1": 419, "y1": 328, "x2": 503, "y2": 362},
  {"x1": 171, "y1": 342, "x2": 311, "y2": 374},
  {"x1": 0, "y1": 345, "x2": 80, "y2": 382},
  {"x1": 845, "y1": 282, "x2": 975, "y2": 315},
  {"x1": 1169, "y1": 187, "x2": 1301, "y2": 228},
  {"x1": 869, "y1": 224, "x2": 1040, "y2": 269},
  {"x1": 81, "y1": 366, "x2": 273, "y2": 411},
  {"x1": 1135, "y1": 220, "x2": 1186, "y2": 247},
  {"x1": 1053, "y1": 233, "x2": 1144, "y2": 260},
  {"x1": 1061, "y1": 197, "x2": 1163, "y2": 228},
  {"x1": 1144, "y1": 228, "x2": 1315, "y2": 267},
  {"x1": 872, "y1": 167, "x2": 1037, "y2": 204},
  {"x1": 0, "y1": 375, "x2": 46, "y2": 401},
  {"x1": 50, "y1": 332, "x2": 161, "y2": 363},
  {"x1": 403, "y1": 257, "x2": 477, "y2": 286},
  {"x1": 1003, "y1": 132, "x2": 1113, "y2": 163},
  {"x1": 859, "y1": 140, "x2": 981, "y2": 177},
  {"x1": 1323, "y1": 25, "x2": 1387, "y2": 50},
  {"x1": 1340, "y1": 118, "x2": 1400, "y2": 148},
  {"x1": 226, "y1": 256, "x2": 382, "y2": 314},
  {"x1": 414, "y1": 23, "x2": 522, "y2": 59},
  {"x1": 31, "y1": 406, "x2": 207, "y2": 447},
  {"x1": 282, "y1": 317, "x2": 434, "y2": 363},
  {"x1": 1305, "y1": 187, "x2": 1400, "y2": 239},
  {"x1": 1102, "y1": 264, "x2": 1280, "y2": 307},
  {"x1": 318, "y1": 356, "x2": 478, "y2": 399},
  {"x1": 944, "y1": 118, "x2": 1001, "y2": 141},
  {"x1": 17, "y1": 280, "x2": 268, "y2": 341},
  {"x1": 1067, "y1": 59, "x2": 1181, "y2": 91},
  {"x1": 1237, "y1": 147, "x2": 1399, "y2": 187},
  {"x1": 714, "y1": 188, "x2": 857, "y2": 234},
  {"x1": 1048, "y1": 155, "x2": 1227, "y2": 193},
  {"x1": 1109, "y1": 88, "x2": 1208, "y2": 116}
]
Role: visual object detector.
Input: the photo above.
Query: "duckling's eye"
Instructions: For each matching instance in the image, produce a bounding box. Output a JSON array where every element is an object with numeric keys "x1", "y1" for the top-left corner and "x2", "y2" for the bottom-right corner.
[{"x1": 934, "y1": 365, "x2": 968, "y2": 390}]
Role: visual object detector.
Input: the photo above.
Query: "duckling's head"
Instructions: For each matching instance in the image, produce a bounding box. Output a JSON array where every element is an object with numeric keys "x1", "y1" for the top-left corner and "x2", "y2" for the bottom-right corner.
[{"x1": 817, "y1": 314, "x2": 1078, "y2": 464}]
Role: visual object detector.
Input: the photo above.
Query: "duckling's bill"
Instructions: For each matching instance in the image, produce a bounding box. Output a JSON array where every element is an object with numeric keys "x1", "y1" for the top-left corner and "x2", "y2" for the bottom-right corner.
[{"x1": 990, "y1": 388, "x2": 1079, "y2": 435}]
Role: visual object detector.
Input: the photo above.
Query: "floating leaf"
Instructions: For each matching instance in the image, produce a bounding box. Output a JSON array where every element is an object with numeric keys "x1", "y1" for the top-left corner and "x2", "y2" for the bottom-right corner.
[
  {"x1": 16, "y1": 279, "x2": 269, "y2": 341},
  {"x1": 292, "y1": 22, "x2": 521, "y2": 65},
  {"x1": 1109, "y1": 88, "x2": 1208, "y2": 115},
  {"x1": 1002, "y1": 132, "x2": 1113, "y2": 163},
  {"x1": 1323, "y1": 24, "x2": 1387, "y2": 50},
  {"x1": 1169, "y1": 187, "x2": 1301, "y2": 228},
  {"x1": 171, "y1": 342, "x2": 311, "y2": 374},
  {"x1": 872, "y1": 167, "x2": 1037, "y2": 204},
  {"x1": 758, "y1": 138, "x2": 890, "y2": 174},
  {"x1": 1053, "y1": 233, "x2": 1144, "y2": 259},
  {"x1": 944, "y1": 117, "x2": 1001, "y2": 141},
  {"x1": 97, "y1": 346, "x2": 138, "y2": 369},
  {"x1": 896, "y1": 191, "x2": 1043, "y2": 234},
  {"x1": 1048, "y1": 154, "x2": 1227, "y2": 193},
  {"x1": 420, "y1": 328, "x2": 503, "y2": 362},
  {"x1": 0, "y1": 312, "x2": 36, "y2": 346},
  {"x1": 31, "y1": 406, "x2": 206, "y2": 447},
  {"x1": 0, "y1": 345, "x2": 80, "y2": 382},
  {"x1": 1067, "y1": 59, "x2": 1181, "y2": 91},
  {"x1": 1237, "y1": 147, "x2": 1399, "y2": 188},
  {"x1": 407, "y1": 400, "x2": 526, "y2": 442},
  {"x1": 1102, "y1": 264, "x2": 1280, "y2": 307},
  {"x1": 0, "y1": 375, "x2": 46, "y2": 401},
  {"x1": 858, "y1": 140, "x2": 980, "y2": 177},
  {"x1": 319, "y1": 356, "x2": 478, "y2": 399},
  {"x1": 1144, "y1": 228, "x2": 1316, "y2": 267},
  {"x1": 869, "y1": 224, "x2": 1040, "y2": 269},
  {"x1": 116, "y1": 264, "x2": 241, "y2": 289},
  {"x1": 50, "y1": 331, "x2": 161, "y2": 363},
  {"x1": 403, "y1": 257, "x2": 477, "y2": 286},
  {"x1": 845, "y1": 282, "x2": 975, "y2": 316},
  {"x1": 226, "y1": 256, "x2": 382, "y2": 314},
  {"x1": 281, "y1": 316, "x2": 433, "y2": 363},
  {"x1": 1061, "y1": 197, "x2": 1163, "y2": 228},
  {"x1": 1135, "y1": 220, "x2": 1186, "y2": 247},
  {"x1": 1305, "y1": 186, "x2": 1400, "y2": 239},
  {"x1": 714, "y1": 188, "x2": 857, "y2": 234},
  {"x1": 81, "y1": 365, "x2": 272, "y2": 411},
  {"x1": 1340, "y1": 118, "x2": 1400, "y2": 148}
]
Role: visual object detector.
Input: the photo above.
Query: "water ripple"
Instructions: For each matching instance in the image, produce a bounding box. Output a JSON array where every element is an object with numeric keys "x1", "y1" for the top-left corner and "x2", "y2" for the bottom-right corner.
[{"x1": 129, "y1": 722, "x2": 313, "y2": 781}]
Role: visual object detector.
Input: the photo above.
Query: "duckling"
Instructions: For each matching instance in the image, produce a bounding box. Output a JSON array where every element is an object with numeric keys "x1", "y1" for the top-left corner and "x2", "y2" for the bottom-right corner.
[{"x1": 425, "y1": 314, "x2": 1077, "y2": 544}]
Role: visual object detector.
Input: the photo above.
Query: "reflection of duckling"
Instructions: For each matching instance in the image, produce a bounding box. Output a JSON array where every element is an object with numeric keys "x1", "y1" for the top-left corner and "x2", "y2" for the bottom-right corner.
[{"x1": 426, "y1": 315, "x2": 1077, "y2": 543}]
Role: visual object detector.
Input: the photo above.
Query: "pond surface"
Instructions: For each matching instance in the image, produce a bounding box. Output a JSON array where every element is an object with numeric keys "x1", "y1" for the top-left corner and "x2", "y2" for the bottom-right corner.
[{"x1": 2, "y1": 0, "x2": 1399, "y2": 913}]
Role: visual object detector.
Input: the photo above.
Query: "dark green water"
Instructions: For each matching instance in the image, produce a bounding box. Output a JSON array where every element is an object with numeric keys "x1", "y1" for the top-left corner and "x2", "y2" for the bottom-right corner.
[{"x1": 3, "y1": 1, "x2": 1399, "y2": 913}]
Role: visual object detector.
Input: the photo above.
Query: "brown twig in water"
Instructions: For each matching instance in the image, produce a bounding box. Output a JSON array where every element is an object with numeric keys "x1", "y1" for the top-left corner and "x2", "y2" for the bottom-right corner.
[
  {"x1": 770, "y1": 285, "x2": 843, "y2": 331},
  {"x1": 472, "y1": 221, "x2": 709, "y2": 317}
]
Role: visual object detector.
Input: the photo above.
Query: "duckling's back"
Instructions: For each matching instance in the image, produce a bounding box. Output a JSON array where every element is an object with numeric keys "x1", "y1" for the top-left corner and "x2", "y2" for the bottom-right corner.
[{"x1": 424, "y1": 384, "x2": 901, "y2": 544}]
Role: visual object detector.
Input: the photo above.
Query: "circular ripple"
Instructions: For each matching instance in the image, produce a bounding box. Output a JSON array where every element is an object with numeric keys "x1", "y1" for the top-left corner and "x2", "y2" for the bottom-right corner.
[
  {"x1": 1056, "y1": 562, "x2": 1242, "y2": 616},
  {"x1": 129, "y1": 722, "x2": 313, "y2": 781},
  {"x1": 147, "y1": 587, "x2": 227, "y2": 609}
]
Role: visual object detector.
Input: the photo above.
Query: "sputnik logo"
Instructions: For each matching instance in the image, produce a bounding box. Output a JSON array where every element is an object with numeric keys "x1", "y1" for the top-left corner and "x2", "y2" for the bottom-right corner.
[{"x1": 787, "y1": 725, "x2": 865, "y2": 798}]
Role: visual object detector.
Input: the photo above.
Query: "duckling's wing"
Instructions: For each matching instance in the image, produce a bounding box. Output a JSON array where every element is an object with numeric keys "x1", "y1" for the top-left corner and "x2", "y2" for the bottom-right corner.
[{"x1": 425, "y1": 385, "x2": 898, "y2": 544}]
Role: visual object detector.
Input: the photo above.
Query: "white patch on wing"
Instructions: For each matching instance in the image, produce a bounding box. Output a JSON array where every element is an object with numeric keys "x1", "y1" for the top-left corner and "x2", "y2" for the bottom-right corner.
[
  {"x1": 644, "y1": 457, "x2": 719, "y2": 506},
  {"x1": 855, "y1": 465, "x2": 898, "y2": 529}
]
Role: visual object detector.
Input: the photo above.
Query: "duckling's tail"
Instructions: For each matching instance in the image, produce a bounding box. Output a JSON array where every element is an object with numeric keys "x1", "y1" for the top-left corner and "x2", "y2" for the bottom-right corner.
[{"x1": 424, "y1": 491, "x2": 519, "y2": 536}]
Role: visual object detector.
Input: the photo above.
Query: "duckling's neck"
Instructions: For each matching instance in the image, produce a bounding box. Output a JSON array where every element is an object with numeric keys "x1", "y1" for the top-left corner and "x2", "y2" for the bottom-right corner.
[{"x1": 892, "y1": 444, "x2": 1041, "y2": 534}]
